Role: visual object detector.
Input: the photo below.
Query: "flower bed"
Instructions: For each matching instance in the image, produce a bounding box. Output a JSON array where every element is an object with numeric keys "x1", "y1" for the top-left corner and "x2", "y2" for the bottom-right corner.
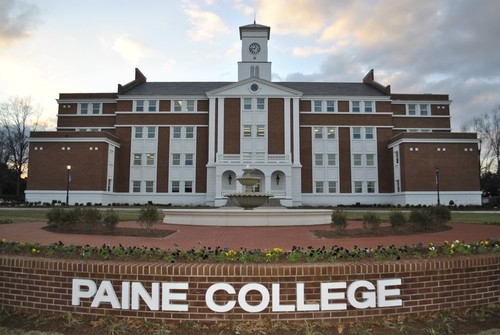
[{"x1": 1, "y1": 238, "x2": 498, "y2": 263}]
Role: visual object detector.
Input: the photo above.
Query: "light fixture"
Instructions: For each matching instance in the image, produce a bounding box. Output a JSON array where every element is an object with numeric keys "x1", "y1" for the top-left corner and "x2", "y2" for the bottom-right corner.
[{"x1": 66, "y1": 165, "x2": 72, "y2": 206}]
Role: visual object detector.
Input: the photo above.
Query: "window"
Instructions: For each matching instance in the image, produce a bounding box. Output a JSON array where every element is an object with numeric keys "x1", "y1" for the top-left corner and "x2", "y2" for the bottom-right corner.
[
  {"x1": 367, "y1": 181, "x2": 376, "y2": 193},
  {"x1": 313, "y1": 100, "x2": 322, "y2": 112},
  {"x1": 352, "y1": 101, "x2": 360, "y2": 113},
  {"x1": 172, "y1": 154, "x2": 181, "y2": 166},
  {"x1": 148, "y1": 100, "x2": 157, "y2": 112},
  {"x1": 328, "y1": 181, "x2": 337, "y2": 193},
  {"x1": 145, "y1": 181, "x2": 154, "y2": 193},
  {"x1": 420, "y1": 104, "x2": 428, "y2": 115},
  {"x1": 173, "y1": 100, "x2": 182, "y2": 112},
  {"x1": 315, "y1": 154, "x2": 324, "y2": 166},
  {"x1": 185, "y1": 153, "x2": 194, "y2": 166},
  {"x1": 327, "y1": 127, "x2": 336, "y2": 139},
  {"x1": 257, "y1": 98, "x2": 265, "y2": 110},
  {"x1": 394, "y1": 151, "x2": 399, "y2": 164},
  {"x1": 354, "y1": 181, "x2": 363, "y2": 193},
  {"x1": 314, "y1": 127, "x2": 322, "y2": 139},
  {"x1": 364, "y1": 101, "x2": 373, "y2": 113},
  {"x1": 146, "y1": 153, "x2": 155, "y2": 166},
  {"x1": 185, "y1": 181, "x2": 193, "y2": 193},
  {"x1": 80, "y1": 103, "x2": 88, "y2": 114},
  {"x1": 327, "y1": 154, "x2": 336, "y2": 166},
  {"x1": 256, "y1": 125, "x2": 266, "y2": 137},
  {"x1": 173, "y1": 127, "x2": 181, "y2": 139},
  {"x1": 243, "y1": 98, "x2": 252, "y2": 110},
  {"x1": 107, "y1": 178, "x2": 112, "y2": 192},
  {"x1": 366, "y1": 154, "x2": 375, "y2": 166},
  {"x1": 326, "y1": 100, "x2": 335, "y2": 112},
  {"x1": 186, "y1": 100, "x2": 195, "y2": 112},
  {"x1": 136, "y1": 100, "x2": 144, "y2": 112},
  {"x1": 352, "y1": 127, "x2": 361, "y2": 139},
  {"x1": 134, "y1": 127, "x2": 143, "y2": 139},
  {"x1": 133, "y1": 153, "x2": 142, "y2": 166},
  {"x1": 315, "y1": 181, "x2": 324, "y2": 193},
  {"x1": 171, "y1": 181, "x2": 180, "y2": 193},
  {"x1": 407, "y1": 104, "x2": 429, "y2": 116},
  {"x1": 365, "y1": 127, "x2": 374, "y2": 139},
  {"x1": 408, "y1": 104, "x2": 416, "y2": 115},
  {"x1": 395, "y1": 179, "x2": 401, "y2": 192},
  {"x1": 147, "y1": 127, "x2": 156, "y2": 139},
  {"x1": 353, "y1": 154, "x2": 362, "y2": 166},
  {"x1": 91, "y1": 103, "x2": 100, "y2": 114},
  {"x1": 243, "y1": 125, "x2": 252, "y2": 137},
  {"x1": 132, "y1": 181, "x2": 141, "y2": 193},
  {"x1": 185, "y1": 127, "x2": 194, "y2": 139}
]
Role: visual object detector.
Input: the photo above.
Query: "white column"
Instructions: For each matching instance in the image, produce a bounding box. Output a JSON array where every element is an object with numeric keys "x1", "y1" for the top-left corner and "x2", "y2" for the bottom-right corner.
[
  {"x1": 292, "y1": 97, "x2": 300, "y2": 165},
  {"x1": 284, "y1": 98, "x2": 291, "y2": 161},
  {"x1": 217, "y1": 98, "x2": 225, "y2": 159},
  {"x1": 208, "y1": 97, "x2": 216, "y2": 164}
]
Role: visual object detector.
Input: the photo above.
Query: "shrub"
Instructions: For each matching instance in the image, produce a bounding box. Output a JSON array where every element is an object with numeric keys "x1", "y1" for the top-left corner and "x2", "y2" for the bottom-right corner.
[
  {"x1": 137, "y1": 205, "x2": 162, "y2": 232},
  {"x1": 103, "y1": 209, "x2": 119, "y2": 231},
  {"x1": 431, "y1": 205, "x2": 451, "y2": 226},
  {"x1": 409, "y1": 207, "x2": 433, "y2": 231},
  {"x1": 331, "y1": 209, "x2": 348, "y2": 234},
  {"x1": 389, "y1": 210, "x2": 407, "y2": 232},
  {"x1": 362, "y1": 212, "x2": 381, "y2": 233},
  {"x1": 46, "y1": 208, "x2": 81, "y2": 230},
  {"x1": 81, "y1": 208, "x2": 102, "y2": 231}
]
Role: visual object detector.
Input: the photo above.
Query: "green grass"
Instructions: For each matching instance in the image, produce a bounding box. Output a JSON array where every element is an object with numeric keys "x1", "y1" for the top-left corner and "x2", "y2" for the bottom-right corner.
[
  {"x1": 0, "y1": 208, "x2": 141, "y2": 223},
  {"x1": 0, "y1": 207, "x2": 499, "y2": 225}
]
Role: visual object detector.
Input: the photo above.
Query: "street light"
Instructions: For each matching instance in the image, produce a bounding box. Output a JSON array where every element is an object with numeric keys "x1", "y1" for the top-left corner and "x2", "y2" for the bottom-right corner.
[
  {"x1": 435, "y1": 167, "x2": 440, "y2": 206},
  {"x1": 66, "y1": 165, "x2": 71, "y2": 206}
]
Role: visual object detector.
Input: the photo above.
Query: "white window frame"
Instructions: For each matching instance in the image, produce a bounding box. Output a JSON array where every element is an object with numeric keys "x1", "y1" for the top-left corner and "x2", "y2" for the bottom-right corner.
[
  {"x1": 133, "y1": 153, "x2": 142, "y2": 166},
  {"x1": 328, "y1": 181, "x2": 337, "y2": 193},
  {"x1": 132, "y1": 181, "x2": 141, "y2": 193},
  {"x1": 134, "y1": 127, "x2": 143, "y2": 139},
  {"x1": 146, "y1": 153, "x2": 155, "y2": 166},
  {"x1": 407, "y1": 103, "x2": 430, "y2": 116},
  {"x1": 145, "y1": 181, "x2": 155, "y2": 193},
  {"x1": 352, "y1": 127, "x2": 362, "y2": 139}
]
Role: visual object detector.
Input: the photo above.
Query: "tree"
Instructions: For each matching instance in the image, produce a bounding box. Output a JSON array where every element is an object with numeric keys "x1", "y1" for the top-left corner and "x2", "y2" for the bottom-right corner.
[
  {"x1": 461, "y1": 105, "x2": 500, "y2": 175},
  {"x1": 0, "y1": 96, "x2": 42, "y2": 197}
]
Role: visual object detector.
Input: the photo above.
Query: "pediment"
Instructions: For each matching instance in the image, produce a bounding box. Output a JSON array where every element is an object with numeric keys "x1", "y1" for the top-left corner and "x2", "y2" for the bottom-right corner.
[{"x1": 206, "y1": 77, "x2": 302, "y2": 98}]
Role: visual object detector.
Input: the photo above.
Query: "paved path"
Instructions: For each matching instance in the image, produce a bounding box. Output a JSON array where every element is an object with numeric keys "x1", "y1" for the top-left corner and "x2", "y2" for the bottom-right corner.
[{"x1": 1, "y1": 220, "x2": 499, "y2": 251}]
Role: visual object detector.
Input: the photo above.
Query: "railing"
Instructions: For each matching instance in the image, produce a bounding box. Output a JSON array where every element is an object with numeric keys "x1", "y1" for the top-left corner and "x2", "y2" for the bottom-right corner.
[{"x1": 217, "y1": 154, "x2": 290, "y2": 164}]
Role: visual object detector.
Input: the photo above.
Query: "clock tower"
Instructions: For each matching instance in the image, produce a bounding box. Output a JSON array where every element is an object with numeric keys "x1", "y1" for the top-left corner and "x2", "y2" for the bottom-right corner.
[{"x1": 238, "y1": 22, "x2": 272, "y2": 81}]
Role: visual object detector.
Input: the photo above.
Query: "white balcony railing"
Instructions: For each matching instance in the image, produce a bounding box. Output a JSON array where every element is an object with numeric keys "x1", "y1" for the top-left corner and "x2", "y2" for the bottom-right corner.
[{"x1": 217, "y1": 154, "x2": 290, "y2": 164}]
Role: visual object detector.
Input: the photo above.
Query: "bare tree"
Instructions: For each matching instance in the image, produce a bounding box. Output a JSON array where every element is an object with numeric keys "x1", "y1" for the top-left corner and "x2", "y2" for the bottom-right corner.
[
  {"x1": 461, "y1": 105, "x2": 500, "y2": 175},
  {"x1": 0, "y1": 96, "x2": 42, "y2": 197}
]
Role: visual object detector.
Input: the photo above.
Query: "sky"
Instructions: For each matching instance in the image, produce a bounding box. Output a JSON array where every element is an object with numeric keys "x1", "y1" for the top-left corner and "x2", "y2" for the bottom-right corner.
[{"x1": 1, "y1": 0, "x2": 499, "y2": 130}]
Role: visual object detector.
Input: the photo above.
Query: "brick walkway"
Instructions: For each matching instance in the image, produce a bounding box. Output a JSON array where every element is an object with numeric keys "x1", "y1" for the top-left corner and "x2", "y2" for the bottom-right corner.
[{"x1": 1, "y1": 220, "x2": 499, "y2": 251}]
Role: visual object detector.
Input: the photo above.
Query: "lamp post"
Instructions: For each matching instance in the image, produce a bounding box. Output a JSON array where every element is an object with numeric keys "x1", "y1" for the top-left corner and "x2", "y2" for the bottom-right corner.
[
  {"x1": 435, "y1": 167, "x2": 440, "y2": 206},
  {"x1": 66, "y1": 165, "x2": 71, "y2": 206}
]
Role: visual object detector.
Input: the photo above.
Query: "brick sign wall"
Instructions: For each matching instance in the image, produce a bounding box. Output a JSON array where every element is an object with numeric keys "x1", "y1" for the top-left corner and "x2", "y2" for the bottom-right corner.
[{"x1": 0, "y1": 254, "x2": 498, "y2": 322}]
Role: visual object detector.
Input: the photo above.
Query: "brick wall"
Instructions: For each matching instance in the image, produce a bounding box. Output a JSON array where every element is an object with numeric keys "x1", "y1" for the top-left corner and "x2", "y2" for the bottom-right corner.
[{"x1": 0, "y1": 255, "x2": 498, "y2": 322}]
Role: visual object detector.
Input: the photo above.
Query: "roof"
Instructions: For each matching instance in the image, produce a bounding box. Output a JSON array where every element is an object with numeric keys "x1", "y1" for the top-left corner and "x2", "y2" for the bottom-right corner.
[{"x1": 121, "y1": 81, "x2": 388, "y2": 97}]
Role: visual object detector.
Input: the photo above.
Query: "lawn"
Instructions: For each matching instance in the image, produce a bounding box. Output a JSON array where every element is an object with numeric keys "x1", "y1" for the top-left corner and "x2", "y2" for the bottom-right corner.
[{"x1": 0, "y1": 207, "x2": 499, "y2": 225}]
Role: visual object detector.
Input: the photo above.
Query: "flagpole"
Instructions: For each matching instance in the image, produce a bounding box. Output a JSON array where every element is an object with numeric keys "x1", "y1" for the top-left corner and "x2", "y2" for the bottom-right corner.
[{"x1": 66, "y1": 165, "x2": 71, "y2": 206}]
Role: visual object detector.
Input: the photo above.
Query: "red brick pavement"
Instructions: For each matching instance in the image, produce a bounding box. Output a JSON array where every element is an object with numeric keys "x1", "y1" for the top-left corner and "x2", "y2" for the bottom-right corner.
[{"x1": 1, "y1": 220, "x2": 499, "y2": 251}]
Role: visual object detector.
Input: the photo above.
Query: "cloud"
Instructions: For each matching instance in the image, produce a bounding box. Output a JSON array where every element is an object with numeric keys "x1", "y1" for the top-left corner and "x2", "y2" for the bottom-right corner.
[
  {"x1": 183, "y1": 2, "x2": 229, "y2": 42},
  {"x1": 111, "y1": 36, "x2": 155, "y2": 64},
  {"x1": 0, "y1": 0, "x2": 41, "y2": 47}
]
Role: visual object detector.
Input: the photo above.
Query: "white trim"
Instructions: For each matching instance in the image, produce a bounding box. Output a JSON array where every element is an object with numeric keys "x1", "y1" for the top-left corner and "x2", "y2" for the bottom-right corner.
[
  {"x1": 388, "y1": 137, "x2": 479, "y2": 148},
  {"x1": 392, "y1": 115, "x2": 450, "y2": 118},
  {"x1": 392, "y1": 100, "x2": 451, "y2": 105},
  {"x1": 57, "y1": 99, "x2": 116, "y2": 104},
  {"x1": 57, "y1": 114, "x2": 115, "y2": 117},
  {"x1": 114, "y1": 111, "x2": 209, "y2": 115},
  {"x1": 29, "y1": 137, "x2": 120, "y2": 147},
  {"x1": 116, "y1": 95, "x2": 208, "y2": 100},
  {"x1": 301, "y1": 95, "x2": 391, "y2": 101}
]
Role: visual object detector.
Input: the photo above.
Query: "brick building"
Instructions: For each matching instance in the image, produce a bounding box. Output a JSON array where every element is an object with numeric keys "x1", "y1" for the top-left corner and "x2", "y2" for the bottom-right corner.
[{"x1": 27, "y1": 23, "x2": 481, "y2": 206}]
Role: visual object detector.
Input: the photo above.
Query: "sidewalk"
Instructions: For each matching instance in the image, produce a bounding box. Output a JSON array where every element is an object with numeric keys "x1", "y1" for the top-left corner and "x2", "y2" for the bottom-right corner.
[{"x1": 1, "y1": 220, "x2": 499, "y2": 251}]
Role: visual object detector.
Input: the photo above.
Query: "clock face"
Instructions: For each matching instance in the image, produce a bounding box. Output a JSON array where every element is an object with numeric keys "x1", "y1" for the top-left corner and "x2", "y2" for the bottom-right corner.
[{"x1": 249, "y1": 42, "x2": 261, "y2": 54}]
